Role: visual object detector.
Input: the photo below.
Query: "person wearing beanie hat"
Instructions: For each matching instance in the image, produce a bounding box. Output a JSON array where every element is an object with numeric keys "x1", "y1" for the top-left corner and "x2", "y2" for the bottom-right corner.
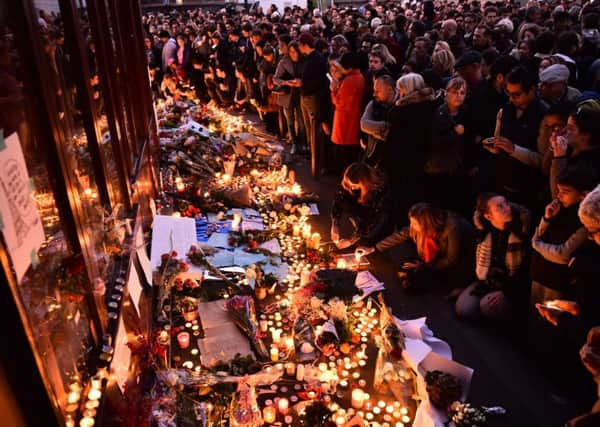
[
  {"x1": 539, "y1": 64, "x2": 581, "y2": 106},
  {"x1": 495, "y1": 17, "x2": 514, "y2": 34}
]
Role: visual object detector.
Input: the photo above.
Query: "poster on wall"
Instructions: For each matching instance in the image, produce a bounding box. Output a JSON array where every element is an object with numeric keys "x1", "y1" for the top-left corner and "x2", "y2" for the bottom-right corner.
[{"x1": 0, "y1": 131, "x2": 45, "y2": 283}]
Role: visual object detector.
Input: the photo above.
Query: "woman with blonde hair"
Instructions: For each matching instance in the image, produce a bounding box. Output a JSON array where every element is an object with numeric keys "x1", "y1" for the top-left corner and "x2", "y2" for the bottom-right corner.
[
  {"x1": 424, "y1": 49, "x2": 456, "y2": 90},
  {"x1": 434, "y1": 40, "x2": 451, "y2": 53},
  {"x1": 330, "y1": 162, "x2": 394, "y2": 249}
]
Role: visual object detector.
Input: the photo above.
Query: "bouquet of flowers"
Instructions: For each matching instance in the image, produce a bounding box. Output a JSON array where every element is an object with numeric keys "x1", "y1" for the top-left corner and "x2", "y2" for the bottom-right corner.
[
  {"x1": 230, "y1": 380, "x2": 262, "y2": 427},
  {"x1": 447, "y1": 402, "x2": 487, "y2": 427},
  {"x1": 425, "y1": 370, "x2": 463, "y2": 412},
  {"x1": 226, "y1": 296, "x2": 269, "y2": 361}
]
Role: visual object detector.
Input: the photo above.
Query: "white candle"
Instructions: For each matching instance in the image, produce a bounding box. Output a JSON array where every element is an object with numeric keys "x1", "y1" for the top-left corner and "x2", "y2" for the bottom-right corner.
[
  {"x1": 319, "y1": 363, "x2": 328, "y2": 372},
  {"x1": 67, "y1": 391, "x2": 80, "y2": 404},
  {"x1": 79, "y1": 418, "x2": 95, "y2": 427},
  {"x1": 231, "y1": 213, "x2": 241, "y2": 231},
  {"x1": 293, "y1": 225, "x2": 301, "y2": 236},
  {"x1": 351, "y1": 388, "x2": 365, "y2": 409},
  {"x1": 311, "y1": 233, "x2": 321, "y2": 249},
  {"x1": 296, "y1": 363, "x2": 305, "y2": 381},
  {"x1": 278, "y1": 397, "x2": 289, "y2": 414},
  {"x1": 337, "y1": 258, "x2": 347, "y2": 269},
  {"x1": 87, "y1": 389, "x2": 102, "y2": 401},
  {"x1": 272, "y1": 329, "x2": 281, "y2": 343}
]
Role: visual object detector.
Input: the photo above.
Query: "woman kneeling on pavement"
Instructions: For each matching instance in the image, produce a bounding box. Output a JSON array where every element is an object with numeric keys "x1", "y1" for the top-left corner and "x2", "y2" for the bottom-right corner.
[
  {"x1": 455, "y1": 193, "x2": 532, "y2": 319},
  {"x1": 357, "y1": 202, "x2": 476, "y2": 290},
  {"x1": 330, "y1": 162, "x2": 394, "y2": 250}
]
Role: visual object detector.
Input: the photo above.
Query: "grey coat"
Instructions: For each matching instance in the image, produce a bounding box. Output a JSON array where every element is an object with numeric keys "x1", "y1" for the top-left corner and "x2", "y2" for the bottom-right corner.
[{"x1": 273, "y1": 54, "x2": 295, "y2": 108}]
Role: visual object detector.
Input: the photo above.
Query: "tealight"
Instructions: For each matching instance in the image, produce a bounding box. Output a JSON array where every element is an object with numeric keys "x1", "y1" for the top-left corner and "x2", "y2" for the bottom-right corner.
[
  {"x1": 373, "y1": 407, "x2": 381, "y2": 415},
  {"x1": 278, "y1": 397, "x2": 289, "y2": 414},
  {"x1": 401, "y1": 416, "x2": 410, "y2": 423}
]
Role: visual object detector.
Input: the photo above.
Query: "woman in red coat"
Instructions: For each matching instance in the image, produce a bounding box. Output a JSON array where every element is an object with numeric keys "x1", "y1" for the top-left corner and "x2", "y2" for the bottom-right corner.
[{"x1": 330, "y1": 52, "x2": 366, "y2": 174}]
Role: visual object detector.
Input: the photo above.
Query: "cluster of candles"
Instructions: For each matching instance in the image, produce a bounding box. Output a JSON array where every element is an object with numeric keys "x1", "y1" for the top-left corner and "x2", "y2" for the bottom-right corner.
[
  {"x1": 333, "y1": 398, "x2": 411, "y2": 427},
  {"x1": 174, "y1": 320, "x2": 203, "y2": 373},
  {"x1": 64, "y1": 369, "x2": 106, "y2": 427}
]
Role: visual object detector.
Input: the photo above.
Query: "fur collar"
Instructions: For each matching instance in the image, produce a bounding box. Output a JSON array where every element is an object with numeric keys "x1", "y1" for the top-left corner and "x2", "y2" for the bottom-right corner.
[{"x1": 397, "y1": 87, "x2": 435, "y2": 106}]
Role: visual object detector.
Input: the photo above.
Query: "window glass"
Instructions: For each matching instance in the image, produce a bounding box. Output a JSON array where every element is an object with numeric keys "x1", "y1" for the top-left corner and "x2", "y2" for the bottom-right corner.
[{"x1": 1, "y1": 5, "x2": 93, "y2": 420}]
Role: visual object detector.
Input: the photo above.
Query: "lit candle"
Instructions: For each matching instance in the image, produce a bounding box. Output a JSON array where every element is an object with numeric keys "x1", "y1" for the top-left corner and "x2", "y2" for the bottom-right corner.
[
  {"x1": 263, "y1": 406, "x2": 277, "y2": 423},
  {"x1": 358, "y1": 360, "x2": 367, "y2": 367},
  {"x1": 318, "y1": 363, "x2": 328, "y2": 372},
  {"x1": 351, "y1": 388, "x2": 365, "y2": 409},
  {"x1": 336, "y1": 258, "x2": 347, "y2": 269},
  {"x1": 87, "y1": 389, "x2": 102, "y2": 401},
  {"x1": 300, "y1": 269, "x2": 311, "y2": 287},
  {"x1": 284, "y1": 336, "x2": 294, "y2": 350},
  {"x1": 293, "y1": 225, "x2": 301, "y2": 237},
  {"x1": 378, "y1": 401, "x2": 386, "y2": 409},
  {"x1": 335, "y1": 415, "x2": 346, "y2": 426},
  {"x1": 270, "y1": 347, "x2": 279, "y2": 362},
  {"x1": 177, "y1": 332, "x2": 190, "y2": 349},
  {"x1": 311, "y1": 233, "x2": 321, "y2": 249},
  {"x1": 401, "y1": 416, "x2": 410, "y2": 423},
  {"x1": 307, "y1": 391, "x2": 316, "y2": 399},
  {"x1": 364, "y1": 401, "x2": 373, "y2": 411},
  {"x1": 79, "y1": 418, "x2": 95, "y2": 427},
  {"x1": 271, "y1": 329, "x2": 281, "y2": 344},
  {"x1": 278, "y1": 397, "x2": 289, "y2": 414},
  {"x1": 286, "y1": 362, "x2": 295, "y2": 376},
  {"x1": 67, "y1": 391, "x2": 80, "y2": 404},
  {"x1": 91, "y1": 376, "x2": 101, "y2": 389},
  {"x1": 373, "y1": 407, "x2": 381, "y2": 415},
  {"x1": 296, "y1": 364, "x2": 305, "y2": 381},
  {"x1": 231, "y1": 213, "x2": 241, "y2": 232}
]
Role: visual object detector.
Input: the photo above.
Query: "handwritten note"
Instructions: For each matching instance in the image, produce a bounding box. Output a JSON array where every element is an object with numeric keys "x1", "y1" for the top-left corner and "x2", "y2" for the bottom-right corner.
[{"x1": 0, "y1": 132, "x2": 45, "y2": 282}]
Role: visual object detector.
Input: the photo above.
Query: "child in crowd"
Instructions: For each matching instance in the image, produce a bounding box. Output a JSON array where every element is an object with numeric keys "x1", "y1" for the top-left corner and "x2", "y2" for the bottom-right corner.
[{"x1": 530, "y1": 166, "x2": 597, "y2": 305}]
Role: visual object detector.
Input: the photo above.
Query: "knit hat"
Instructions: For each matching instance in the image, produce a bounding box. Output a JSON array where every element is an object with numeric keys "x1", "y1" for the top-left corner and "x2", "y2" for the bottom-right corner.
[
  {"x1": 539, "y1": 64, "x2": 570, "y2": 83},
  {"x1": 495, "y1": 18, "x2": 514, "y2": 33},
  {"x1": 371, "y1": 17, "x2": 383, "y2": 29}
]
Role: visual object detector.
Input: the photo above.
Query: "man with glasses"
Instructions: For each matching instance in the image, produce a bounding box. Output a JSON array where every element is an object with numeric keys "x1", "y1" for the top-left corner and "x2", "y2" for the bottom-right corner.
[{"x1": 485, "y1": 66, "x2": 547, "y2": 210}]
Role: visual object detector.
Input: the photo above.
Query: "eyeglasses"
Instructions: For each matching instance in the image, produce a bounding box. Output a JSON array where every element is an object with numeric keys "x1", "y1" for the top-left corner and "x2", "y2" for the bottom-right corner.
[{"x1": 505, "y1": 89, "x2": 524, "y2": 99}]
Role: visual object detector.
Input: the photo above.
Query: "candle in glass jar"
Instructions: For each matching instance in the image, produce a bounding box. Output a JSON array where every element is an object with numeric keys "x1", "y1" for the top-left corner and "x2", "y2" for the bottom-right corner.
[
  {"x1": 177, "y1": 332, "x2": 190, "y2": 349},
  {"x1": 231, "y1": 213, "x2": 241, "y2": 232},
  {"x1": 310, "y1": 233, "x2": 321, "y2": 250},
  {"x1": 263, "y1": 406, "x2": 277, "y2": 423},
  {"x1": 300, "y1": 269, "x2": 311, "y2": 287},
  {"x1": 293, "y1": 225, "x2": 301, "y2": 236},
  {"x1": 296, "y1": 363, "x2": 305, "y2": 381},
  {"x1": 336, "y1": 258, "x2": 347, "y2": 269},
  {"x1": 351, "y1": 388, "x2": 365, "y2": 409},
  {"x1": 270, "y1": 347, "x2": 279, "y2": 362},
  {"x1": 278, "y1": 397, "x2": 289, "y2": 414},
  {"x1": 67, "y1": 391, "x2": 80, "y2": 404},
  {"x1": 271, "y1": 329, "x2": 282, "y2": 343},
  {"x1": 285, "y1": 362, "x2": 295, "y2": 376},
  {"x1": 259, "y1": 318, "x2": 268, "y2": 332},
  {"x1": 284, "y1": 336, "x2": 294, "y2": 350}
]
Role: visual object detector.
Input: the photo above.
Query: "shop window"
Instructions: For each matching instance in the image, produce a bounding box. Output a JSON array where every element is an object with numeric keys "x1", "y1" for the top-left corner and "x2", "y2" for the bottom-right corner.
[{"x1": 0, "y1": 11, "x2": 94, "y2": 422}]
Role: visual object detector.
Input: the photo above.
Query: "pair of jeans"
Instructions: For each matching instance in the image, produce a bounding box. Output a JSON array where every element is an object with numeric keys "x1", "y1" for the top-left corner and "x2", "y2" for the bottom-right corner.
[{"x1": 283, "y1": 100, "x2": 304, "y2": 146}]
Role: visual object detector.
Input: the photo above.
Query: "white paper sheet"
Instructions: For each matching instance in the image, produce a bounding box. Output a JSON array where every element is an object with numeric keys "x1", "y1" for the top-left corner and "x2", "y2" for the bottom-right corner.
[
  {"x1": 0, "y1": 132, "x2": 45, "y2": 282},
  {"x1": 233, "y1": 249, "x2": 268, "y2": 266},
  {"x1": 395, "y1": 317, "x2": 452, "y2": 360},
  {"x1": 242, "y1": 219, "x2": 265, "y2": 232},
  {"x1": 150, "y1": 215, "x2": 197, "y2": 268},
  {"x1": 111, "y1": 316, "x2": 132, "y2": 394},
  {"x1": 262, "y1": 262, "x2": 289, "y2": 281},
  {"x1": 137, "y1": 245, "x2": 153, "y2": 286},
  {"x1": 403, "y1": 337, "x2": 433, "y2": 373},
  {"x1": 128, "y1": 260, "x2": 143, "y2": 315},
  {"x1": 206, "y1": 232, "x2": 232, "y2": 249},
  {"x1": 259, "y1": 238, "x2": 281, "y2": 255},
  {"x1": 419, "y1": 352, "x2": 474, "y2": 401},
  {"x1": 207, "y1": 250, "x2": 235, "y2": 267},
  {"x1": 413, "y1": 400, "x2": 447, "y2": 427}
]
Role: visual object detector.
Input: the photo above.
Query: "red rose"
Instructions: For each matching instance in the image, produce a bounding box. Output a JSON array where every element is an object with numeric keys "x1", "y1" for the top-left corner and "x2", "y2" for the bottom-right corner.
[
  {"x1": 247, "y1": 240, "x2": 258, "y2": 250},
  {"x1": 171, "y1": 251, "x2": 178, "y2": 258}
]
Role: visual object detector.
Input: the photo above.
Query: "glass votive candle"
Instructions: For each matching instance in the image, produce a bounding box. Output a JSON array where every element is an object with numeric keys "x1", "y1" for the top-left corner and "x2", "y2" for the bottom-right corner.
[{"x1": 177, "y1": 332, "x2": 190, "y2": 349}]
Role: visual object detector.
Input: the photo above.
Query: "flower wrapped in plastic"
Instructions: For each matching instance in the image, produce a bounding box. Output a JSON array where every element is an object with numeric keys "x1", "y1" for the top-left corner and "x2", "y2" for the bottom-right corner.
[
  {"x1": 226, "y1": 295, "x2": 269, "y2": 361},
  {"x1": 230, "y1": 379, "x2": 262, "y2": 427},
  {"x1": 448, "y1": 401, "x2": 487, "y2": 427}
]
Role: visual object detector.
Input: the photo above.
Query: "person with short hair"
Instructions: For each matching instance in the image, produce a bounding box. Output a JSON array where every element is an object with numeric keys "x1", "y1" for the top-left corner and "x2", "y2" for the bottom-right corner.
[{"x1": 360, "y1": 75, "x2": 397, "y2": 167}]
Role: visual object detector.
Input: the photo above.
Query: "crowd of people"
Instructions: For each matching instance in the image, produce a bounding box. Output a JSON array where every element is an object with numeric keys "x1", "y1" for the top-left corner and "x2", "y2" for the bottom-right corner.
[{"x1": 141, "y1": 1, "x2": 600, "y2": 424}]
